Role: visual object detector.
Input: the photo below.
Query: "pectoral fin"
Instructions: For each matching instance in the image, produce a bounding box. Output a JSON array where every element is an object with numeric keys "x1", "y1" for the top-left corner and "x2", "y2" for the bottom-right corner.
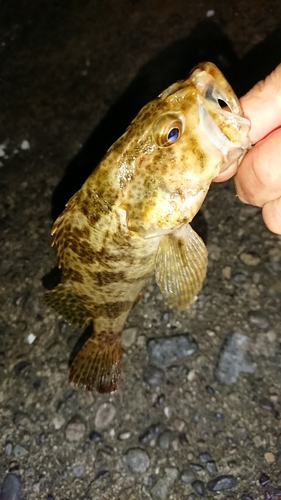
[{"x1": 155, "y1": 224, "x2": 208, "y2": 309}]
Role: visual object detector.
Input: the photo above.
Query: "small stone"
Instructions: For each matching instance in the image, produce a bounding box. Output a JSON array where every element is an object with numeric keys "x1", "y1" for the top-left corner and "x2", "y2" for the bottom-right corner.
[
  {"x1": 181, "y1": 469, "x2": 196, "y2": 484},
  {"x1": 206, "y1": 460, "x2": 218, "y2": 476},
  {"x1": 199, "y1": 452, "x2": 211, "y2": 463},
  {"x1": 125, "y1": 448, "x2": 150, "y2": 474},
  {"x1": 151, "y1": 470, "x2": 177, "y2": 500},
  {"x1": 240, "y1": 252, "x2": 261, "y2": 266},
  {"x1": 259, "y1": 473, "x2": 270, "y2": 486},
  {"x1": 248, "y1": 311, "x2": 269, "y2": 329},
  {"x1": 206, "y1": 9, "x2": 215, "y2": 17},
  {"x1": 13, "y1": 445, "x2": 28, "y2": 458},
  {"x1": 89, "y1": 430, "x2": 103, "y2": 442},
  {"x1": 118, "y1": 431, "x2": 131, "y2": 440},
  {"x1": 164, "y1": 467, "x2": 178, "y2": 481},
  {"x1": 122, "y1": 327, "x2": 138, "y2": 348},
  {"x1": 5, "y1": 443, "x2": 13, "y2": 455},
  {"x1": 264, "y1": 451, "x2": 275, "y2": 463},
  {"x1": 20, "y1": 140, "x2": 30, "y2": 150},
  {"x1": 222, "y1": 266, "x2": 231, "y2": 279},
  {"x1": 192, "y1": 479, "x2": 205, "y2": 496},
  {"x1": 95, "y1": 403, "x2": 116, "y2": 429},
  {"x1": 52, "y1": 415, "x2": 65, "y2": 430},
  {"x1": 0, "y1": 473, "x2": 22, "y2": 499},
  {"x1": 215, "y1": 332, "x2": 257, "y2": 385},
  {"x1": 173, "y1": 419, "x2": 185, "y2": 432},
  {"x1": 205, "y1": 385, "x2": 215, "y2": 395},
  {"x1": 73, "y1": 464, "x2": 85, "y2": 477},
  {"x1": 190, "y1": 463, "x2": 204, "y2": 472},
  {"x1": 139, "y1": 423, "x2": 164, "y2": 445},
  {"x1": 147, "y1": 334, "x2": 197, "y2": 367},
  {"x1": 65, "y1": 415, "x2": 86, "y2": 442},
  {"x1": 157, "y1": 430, "x2": 173, "y2": 450},
  {"x1": 26, "y1": 333, "x2": 36, "y2": 344},
  {"x1": 207, "y1": 475, "x2": 237, "y2": 491},
  {"x1": 143, "y1": 365, "x2": 164, "y2": 387}
]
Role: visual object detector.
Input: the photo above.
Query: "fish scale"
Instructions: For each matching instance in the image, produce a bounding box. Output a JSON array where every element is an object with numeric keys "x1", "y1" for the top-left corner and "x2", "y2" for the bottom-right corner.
[{"x1": 44, "y1": 62, "x2": 250, "y2": 393}]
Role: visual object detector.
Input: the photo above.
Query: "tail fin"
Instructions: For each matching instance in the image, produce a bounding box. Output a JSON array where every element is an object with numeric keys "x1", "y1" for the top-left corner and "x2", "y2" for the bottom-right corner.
[
  {"x1": 43, "y1": 283, "x2": 91, "y2": 328},
  {"x1": 69, "y1": 333, "x2": 122, "y2": 393}
]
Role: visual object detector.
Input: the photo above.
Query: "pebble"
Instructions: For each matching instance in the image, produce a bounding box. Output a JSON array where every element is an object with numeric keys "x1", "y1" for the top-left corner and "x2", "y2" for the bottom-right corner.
[
  {"x1": 157, "y1": 430, "x2": 173, "y2": 449},
  {"x1": 139, "y1": 423, "x2": 164, "y2": 445},
  {"x1": 89, "y1": 430, "x2": 103, "y2": 442},
  {"x1": 122, "y1": 327, "x2": 138, "y2": 348},
  {"x1": 118, "y1": 431, "x2": 131, "y2": 440},
  {"x1": 259, "y1": 473, "x2": 270, "y2": 486},
  {"x1": 150, "y1": 470, "x2": 178, "y2": 500},
  {"x1": 125, "y1": 448, "x2": 150, "y2": 474},
  {"x1": 248, "y1": 310, "x2": 269, "y2": 329},
  {"x1": 240, "y1": 252, "x2": 261, "y2": 266},
  {"x1": 180, "y1": 468, "x2": 196, "y2": 484},
  {"x1": 0, "y1": 473, "x2": 22, "y2": 500},
  {"x1": 13, "y1": 445, "x2": 28, "y2": 458},
  {"x1": 20, "y1": 140, "x2": 30, "y2": 150},
  {"x1": 215, "y1": 332, "x2": 257, "y2": 385},
  {"x1": 95, "y1": 403, "x2": 116, "y2": 429},
  {"x1": 65, "y1": 415, "x2": 86, "y2": 442},
  {"x1": 143, "y1": 365, "x2": 164, "y2": 386},
  {"x1": 207, "y1": 474, "x2": 237, "y2": 491},
  {"x1": 178, "y1": 432, "x2": 189, "y2": 446},
  {"x1": 192, "y1": 479, "x2": 205, "y2": 496},
  {"x1": 206, "y1": 460, "x2": 218, "y2": 476},
  {"x1": 52, "y1": 415, "x2": 65, "y2": 430},
  {"x1": 264, "y1": 451, "x2": 275, "y2": 463},
  {"x1": 199, "y1": 452, "x2": 211, "y2": 463},
  {"x1": 147, "y1": 334, "x2": 197, "y2": 367},
  {"x1": 73, "y1": 464, "x2": 85, "y2": 477},
  {"x1": 5, "y1": 443, "x2": 13, "y2": 455}
]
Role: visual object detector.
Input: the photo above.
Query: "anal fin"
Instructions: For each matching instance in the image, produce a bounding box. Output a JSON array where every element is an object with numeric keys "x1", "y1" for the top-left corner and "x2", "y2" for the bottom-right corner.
[
  {"x1": 155, "y1": 223, "x2": 208, "y2": 309},
  {"x1": 69, "y1": 333, "x2": 122, "y2": 393},
  {"x1": 43, "y1": 283, "x2": 91, "y2": 328}
]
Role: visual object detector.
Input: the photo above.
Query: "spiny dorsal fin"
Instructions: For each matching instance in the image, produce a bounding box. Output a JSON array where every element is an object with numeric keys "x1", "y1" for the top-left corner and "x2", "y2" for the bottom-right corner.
[
  {"x1": 155, "y1": 223, "x2": 208, "y2": 309},
  {"x1": 69, "y1": 334, "x2": 122, "y2": 393},
  {"x1": 43, "y1": 283, "x2": 91, "y2": 328}
]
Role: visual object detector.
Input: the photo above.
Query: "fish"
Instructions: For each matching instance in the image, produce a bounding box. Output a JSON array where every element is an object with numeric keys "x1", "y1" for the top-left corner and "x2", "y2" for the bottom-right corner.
[{"x1": 44, "y1": 62, "x2": 250, "y2": 393}]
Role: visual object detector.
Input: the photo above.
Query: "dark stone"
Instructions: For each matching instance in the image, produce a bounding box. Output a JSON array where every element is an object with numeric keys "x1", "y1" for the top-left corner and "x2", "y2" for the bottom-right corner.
[
  {"x1": 207, "y1": 475, "x2": 237, "y2": 491},
  {"x1": 143, "y1": 364, "x2": 165, "y2": 386},
  {"x1": 192, "y1": 479, "x2": 205, "y2": 496},
  {"x1": 0, "y1": 473, "x2": 22, "y2": 500},
  {"x1": 89, "y1": 430, "x2": 103, "y2": 443},
  {"x1": 139, "y1": 423, "x2": 164, "y2": 445},
  {"x1": 259, "y1": 473, "x2": 270, "y2": 487}
]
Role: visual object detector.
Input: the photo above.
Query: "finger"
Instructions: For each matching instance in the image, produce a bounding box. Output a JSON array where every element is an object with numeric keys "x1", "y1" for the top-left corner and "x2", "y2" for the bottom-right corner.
[
  {"x1": 213, "y1": 161, "x2": 238, "y2": 183},
  {"x1": 240, "y1": 63, "x2": 281, "y2": 144},
  {"x1": 262, "y1": 197, "x2": 281, "y2": 235},
  {"x1": 234, "y1": 127, "x2": 281, "y2": 206}
]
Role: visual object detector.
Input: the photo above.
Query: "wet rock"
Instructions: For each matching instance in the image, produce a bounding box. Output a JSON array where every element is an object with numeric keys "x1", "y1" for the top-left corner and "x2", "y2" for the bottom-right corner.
[
  {"x1": 147, "y1": 334, "x2": 197, "y2": 367},
  {"x1": 215, "y1": 332, "x2": 257, "y2": 385},
  {"x1": 65, "y1": 415, "x2": 86, "y2": 442},
  {"x1": 180, "y1": 468, "x2": 196, "y2": 484},
  {"x1": 13, "y1": 445, "x2": 28, "y2": 458},
  {"x1": 207, "y1": 474, "x2": 237, "y2": 491},
  {"x1": 157, "y1": 430, "x2": 173, "y2": 449},
  {"x1": 0, "y1": 473, "x2": 22, "y2": 500},
  {"x1": 248, "y1": 310, "x2": 269, "y2": 329},
  {"x1": 143, "y1": 364, "x2": 164, "y2": 386},
  {"x1": 125, "y1": 448, "x2": 150, "y2": 474},
  {"x1": 95, "y1": 403, "x2": 116, "y2": 429},
  {"x1": 192, "y1": 479, "x2": 205, "y2": 496}
]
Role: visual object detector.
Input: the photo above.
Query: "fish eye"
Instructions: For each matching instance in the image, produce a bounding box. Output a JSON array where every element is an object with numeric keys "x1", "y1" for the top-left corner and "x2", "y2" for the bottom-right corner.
[{"x1": 154, "y1": 114, "x2": 183, "y2": 147}]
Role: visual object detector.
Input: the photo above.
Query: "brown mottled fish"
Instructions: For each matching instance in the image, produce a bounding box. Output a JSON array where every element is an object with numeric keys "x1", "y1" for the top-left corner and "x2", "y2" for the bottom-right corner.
[{"x1": 44, "y1": 62, "x2": 250, "y2": 393}]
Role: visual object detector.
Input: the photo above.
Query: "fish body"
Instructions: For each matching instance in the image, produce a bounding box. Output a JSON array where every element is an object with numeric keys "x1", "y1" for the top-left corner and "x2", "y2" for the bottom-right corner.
[{"x1": 44, "y1": 62, "x2": 250, "y2": 393}]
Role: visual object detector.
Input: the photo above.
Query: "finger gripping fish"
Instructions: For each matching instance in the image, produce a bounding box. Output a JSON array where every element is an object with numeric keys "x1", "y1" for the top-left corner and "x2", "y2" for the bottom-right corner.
[{"x1": 44, "y1": 62, "x2": 250, "y2": 393}]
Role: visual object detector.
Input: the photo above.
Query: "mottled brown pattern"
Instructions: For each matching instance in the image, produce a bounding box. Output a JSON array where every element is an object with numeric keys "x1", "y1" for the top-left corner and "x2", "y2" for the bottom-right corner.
[{"x1": 44, "y1": 63, "x2": 250, "y2": 393}]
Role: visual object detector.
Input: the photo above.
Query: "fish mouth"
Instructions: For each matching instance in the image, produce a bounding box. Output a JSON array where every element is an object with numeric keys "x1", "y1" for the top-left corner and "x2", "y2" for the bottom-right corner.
[{"x1": 191, "y1": 64, "x2": 251, "y2": 172}]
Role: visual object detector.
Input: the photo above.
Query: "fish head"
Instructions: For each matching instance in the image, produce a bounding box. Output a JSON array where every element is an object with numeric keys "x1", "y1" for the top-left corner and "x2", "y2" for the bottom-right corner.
[{"x1": 117, "y1": 62, "x2": 250, "y2": 235}]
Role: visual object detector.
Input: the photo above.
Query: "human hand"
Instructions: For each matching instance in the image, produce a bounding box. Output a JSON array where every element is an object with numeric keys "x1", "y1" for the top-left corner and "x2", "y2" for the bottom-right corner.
[{"x1": 214, "y1": 64, "x2": 281, "y2": 235}]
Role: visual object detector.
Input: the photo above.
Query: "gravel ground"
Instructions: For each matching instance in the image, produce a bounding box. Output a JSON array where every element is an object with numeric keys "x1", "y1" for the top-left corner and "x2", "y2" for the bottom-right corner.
[{"x1": 1, "y1": 1, "x2": 281, "y2": 499}]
